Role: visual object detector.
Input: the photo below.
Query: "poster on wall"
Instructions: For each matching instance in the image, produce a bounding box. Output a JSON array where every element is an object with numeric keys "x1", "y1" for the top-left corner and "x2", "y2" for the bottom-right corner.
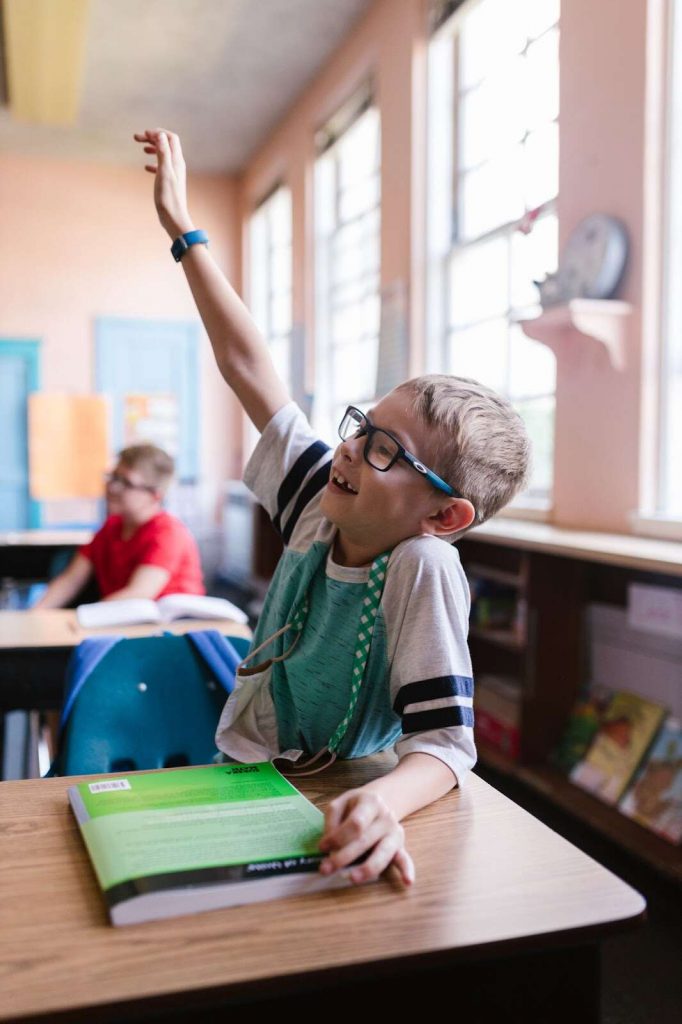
[
  {"x1": 28, "y1": 394, "x2": 109, "y2": 499},
  {"x1": 123, "y1": 394, "x2": 179, "y2": 458}
]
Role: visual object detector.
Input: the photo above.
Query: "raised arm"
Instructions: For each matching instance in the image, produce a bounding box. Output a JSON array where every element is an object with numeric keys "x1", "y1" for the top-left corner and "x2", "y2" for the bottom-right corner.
[{"x1": 134, "y1": 129, "x2": 290, "y2": 432}]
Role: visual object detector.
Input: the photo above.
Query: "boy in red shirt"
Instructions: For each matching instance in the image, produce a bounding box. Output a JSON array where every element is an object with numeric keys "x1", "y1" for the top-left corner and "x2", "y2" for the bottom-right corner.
[{"x1": 35, "y1": 443, "x2": 204, "y2": 607}]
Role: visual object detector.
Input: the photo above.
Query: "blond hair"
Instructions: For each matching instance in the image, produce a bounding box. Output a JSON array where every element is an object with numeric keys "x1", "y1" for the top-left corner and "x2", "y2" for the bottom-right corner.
[
  {"x1": 118, "y1": 444, "x2": 175, "y2": 495},
  {"x1": 395, "y1": 375, "x2": 531, "y2": 530}
]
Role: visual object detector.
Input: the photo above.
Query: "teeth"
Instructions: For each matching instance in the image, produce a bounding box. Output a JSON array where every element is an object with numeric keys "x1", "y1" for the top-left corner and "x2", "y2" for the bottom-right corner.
[{"x1": 332, "y1": 471, "x2": 358, "y2": 494}]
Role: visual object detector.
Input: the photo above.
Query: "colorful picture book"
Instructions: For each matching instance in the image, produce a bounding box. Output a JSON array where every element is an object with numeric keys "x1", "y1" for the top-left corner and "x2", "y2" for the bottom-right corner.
[
  {"x1": 550, "y1": 687, "x2": 611, "y2": 774},
  {"x1": 69, "y1": 762, "x2": 352, "y2": 925},
  {"x1": 474, "y1": 674, "x2": 522, "y2": 760},
  {"x1": 619, "y1": 718, "x2": 682, "y2": 845},
  {"x1": 569, "y1": 690, "x2": 667, "y2": 805}
]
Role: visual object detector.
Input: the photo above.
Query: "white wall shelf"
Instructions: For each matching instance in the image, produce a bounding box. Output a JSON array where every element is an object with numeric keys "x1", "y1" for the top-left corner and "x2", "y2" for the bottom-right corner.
[{"x1": 518, "y1": 299, "x2": 633, "y2": 371}]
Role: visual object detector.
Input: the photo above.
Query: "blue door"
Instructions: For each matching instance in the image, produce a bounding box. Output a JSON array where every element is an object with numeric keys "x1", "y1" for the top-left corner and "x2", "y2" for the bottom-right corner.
[
  {"x1": 95, "y1": 318, "x2": 200, "y2": 480},
  {"x1": 0, "y1": 341, "x2": 41, "y2": 529}
]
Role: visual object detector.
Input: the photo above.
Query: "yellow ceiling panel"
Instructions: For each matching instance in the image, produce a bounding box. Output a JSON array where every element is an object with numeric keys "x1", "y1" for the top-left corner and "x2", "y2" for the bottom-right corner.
[{"x1": 2, "y1": 0, "x2": 90, "y2": 124}]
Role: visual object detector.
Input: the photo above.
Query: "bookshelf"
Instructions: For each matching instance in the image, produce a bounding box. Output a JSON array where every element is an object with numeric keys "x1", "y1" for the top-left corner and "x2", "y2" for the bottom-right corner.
[{"x1": 459, "y1": 520, "x2": 682, "y2": 885}]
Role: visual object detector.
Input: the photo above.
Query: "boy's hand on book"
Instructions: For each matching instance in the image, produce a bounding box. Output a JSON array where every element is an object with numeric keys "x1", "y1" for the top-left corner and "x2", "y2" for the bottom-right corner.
[
  {"x1": 133, "y1": 128, "x2": 194, "y2": 239},
  {"x1": 318, "y1": 788, "x2": 415, "y2": 886}
]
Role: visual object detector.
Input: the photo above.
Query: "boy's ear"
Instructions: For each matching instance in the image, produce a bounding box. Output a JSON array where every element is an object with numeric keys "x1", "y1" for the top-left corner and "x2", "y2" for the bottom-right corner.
[{"x1": 424, "y1": 499, "x2": 475, "y2": 538}]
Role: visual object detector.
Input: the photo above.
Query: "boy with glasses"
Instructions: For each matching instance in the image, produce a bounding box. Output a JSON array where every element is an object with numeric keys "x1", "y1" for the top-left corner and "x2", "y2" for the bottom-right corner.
[
  {"x1": 35, "y1": 443, "x2": 204, "y2": 608},
  {"x1": 135, "y1": 128, "x2": 531, "y2": 887}
]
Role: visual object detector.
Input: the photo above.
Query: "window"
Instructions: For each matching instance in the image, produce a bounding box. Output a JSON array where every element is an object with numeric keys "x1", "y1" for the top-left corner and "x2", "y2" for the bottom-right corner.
[
  {"x1": 249, "y1": 186, "x2": 293, "y2": 393},
  {"x1": 428, "y1": 0, "x2": 560, "y2": 507},
  {"x1": 659, "y1": 0, "x2": 682, "y2": 520},
  {"x1": 314, "y1": 101, "x2": 381, "y2": 444}
]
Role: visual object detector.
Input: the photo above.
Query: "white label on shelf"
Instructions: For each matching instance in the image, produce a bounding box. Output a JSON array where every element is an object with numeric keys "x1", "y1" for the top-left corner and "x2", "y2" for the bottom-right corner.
[{"x1": 627, "y1": 583, "x2": 682, "y2": 639}]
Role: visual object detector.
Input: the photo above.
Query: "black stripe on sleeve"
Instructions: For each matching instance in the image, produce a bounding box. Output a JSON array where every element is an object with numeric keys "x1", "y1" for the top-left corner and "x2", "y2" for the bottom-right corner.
[
  {"x1": 393, "y1": 675, "x2": 474, "y2": 716},
  {"x1": 281, "y1": 462, "x2": 332, "y2": 544},
  {"x1": 402, "y1": 705, "x2": 474, "y2": 734},
  {"x1": 272, "y1": 441, "x2": 330, "y2": 534}
]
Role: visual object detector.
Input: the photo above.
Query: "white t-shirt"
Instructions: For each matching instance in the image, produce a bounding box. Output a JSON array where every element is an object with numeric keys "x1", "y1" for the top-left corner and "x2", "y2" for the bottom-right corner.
[{"x1": 215, "y1": 402, "x2": 477, "y2": 784}]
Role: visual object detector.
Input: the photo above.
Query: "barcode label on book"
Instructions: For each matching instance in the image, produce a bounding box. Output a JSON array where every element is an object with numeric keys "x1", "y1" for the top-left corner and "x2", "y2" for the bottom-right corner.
[{"x1": 88, "y1": 779, "x2": 131, "y2": 793}]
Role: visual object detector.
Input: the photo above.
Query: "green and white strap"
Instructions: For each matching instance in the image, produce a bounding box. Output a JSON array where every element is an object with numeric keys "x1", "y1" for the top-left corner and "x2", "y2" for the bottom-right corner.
[{"x1": 327, "y1": 550, "x2": 390, "y2": 754}]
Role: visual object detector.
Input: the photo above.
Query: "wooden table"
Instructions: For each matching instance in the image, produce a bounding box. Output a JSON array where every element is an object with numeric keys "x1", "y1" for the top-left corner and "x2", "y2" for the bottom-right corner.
[
  {"x1": 0, "y1": 755, "x2": 645, "y2": 1023},
  {"x1": 0, "y1": 610, "x2": 252, "y2": 713}
]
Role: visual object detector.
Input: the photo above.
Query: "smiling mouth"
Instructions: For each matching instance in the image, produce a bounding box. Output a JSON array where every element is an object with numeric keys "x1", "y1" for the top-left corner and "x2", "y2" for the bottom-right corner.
[{"x1": 330, "y1": 470, "x2": 358, "y2": 494}]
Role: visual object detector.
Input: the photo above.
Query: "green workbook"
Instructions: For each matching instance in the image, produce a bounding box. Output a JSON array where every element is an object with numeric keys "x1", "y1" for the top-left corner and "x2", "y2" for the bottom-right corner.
[{"x1": 69, "y1": 762, "x2": 348, "y2": 926}]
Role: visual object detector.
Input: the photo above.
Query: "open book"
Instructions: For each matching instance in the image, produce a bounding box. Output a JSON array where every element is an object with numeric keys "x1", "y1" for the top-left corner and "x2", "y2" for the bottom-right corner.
[
  {"x1": 76, "y1": 593, "x2": 248, "y2": 629},
  {"x1": 68, "y1": 762, "x2": 353, "y2": 925}
]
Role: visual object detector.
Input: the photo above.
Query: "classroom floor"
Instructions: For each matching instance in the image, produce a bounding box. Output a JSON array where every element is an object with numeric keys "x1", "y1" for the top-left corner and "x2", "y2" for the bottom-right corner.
[{"x1": 475, "y1": 763, "x2": 682, "y2": 1024}]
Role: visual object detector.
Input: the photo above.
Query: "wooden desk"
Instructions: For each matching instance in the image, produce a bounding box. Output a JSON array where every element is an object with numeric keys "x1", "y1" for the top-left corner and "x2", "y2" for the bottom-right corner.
[
  {"x1": 0, "y1": 529, "x2": 92, "y2": 581},
  {"x1": 0, "y1": 610, "x2": 252, "y2": 713},
  {"x1": 0, "y1": 756, "x2": 645, "y2": 1023}
]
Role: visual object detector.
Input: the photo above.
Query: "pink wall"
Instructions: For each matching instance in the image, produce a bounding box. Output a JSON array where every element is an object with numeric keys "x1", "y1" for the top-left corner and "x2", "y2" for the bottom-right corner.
[
  {"x1": 552, "y1": 0, "x2": 654, "y2": 531},
  {"x1": 0, "y1": 153, "x2": 243, "y2": 520}
]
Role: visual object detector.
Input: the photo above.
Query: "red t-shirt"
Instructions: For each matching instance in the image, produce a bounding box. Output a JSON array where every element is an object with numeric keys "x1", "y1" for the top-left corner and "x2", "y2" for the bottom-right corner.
[{"x1": 80, "y1": 512, "x2": 205, "y2": 598}]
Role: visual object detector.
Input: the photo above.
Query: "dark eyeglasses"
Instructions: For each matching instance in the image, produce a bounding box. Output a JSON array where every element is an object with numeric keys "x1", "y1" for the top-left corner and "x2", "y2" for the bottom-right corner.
[
  {"x1": 104, "y1": 472, "x2": 157, "y2": 493},
  {"x1": 338, "y1": 406, "x2": 464, "y2": 499}
]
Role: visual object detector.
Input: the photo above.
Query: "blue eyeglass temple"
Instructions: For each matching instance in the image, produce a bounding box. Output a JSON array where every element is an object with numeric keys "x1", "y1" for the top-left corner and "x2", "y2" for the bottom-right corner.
[{"x1": 341, "y1": 407, "x2": 459, "y2": 498}]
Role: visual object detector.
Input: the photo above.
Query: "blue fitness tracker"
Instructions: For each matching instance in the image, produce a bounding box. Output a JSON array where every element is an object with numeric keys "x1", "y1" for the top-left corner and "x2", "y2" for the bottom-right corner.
[{"x1": 170, "y1": 229, "x2": 209, "y2": 262}]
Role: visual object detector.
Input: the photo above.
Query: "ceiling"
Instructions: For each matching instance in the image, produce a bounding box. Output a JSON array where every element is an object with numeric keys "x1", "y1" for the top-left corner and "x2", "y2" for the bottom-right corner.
[{"x1": 0, "y1": 0, "x2": 373, "y2": 174}]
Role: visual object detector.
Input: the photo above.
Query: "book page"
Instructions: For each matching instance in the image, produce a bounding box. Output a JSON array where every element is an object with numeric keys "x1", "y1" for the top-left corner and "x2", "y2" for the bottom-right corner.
[
  {"x1": 76, "y1": 598, "x2": 161, "y2": 629},
  {"x1": 157, "y1": 593, "x2": 249, "y2": 624}
]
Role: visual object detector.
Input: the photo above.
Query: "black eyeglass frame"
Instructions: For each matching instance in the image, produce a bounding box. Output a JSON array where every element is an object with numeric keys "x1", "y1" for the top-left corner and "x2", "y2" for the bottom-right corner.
[
  {"x1": 104, "y1": 472, "x2": 157, "y2": 493},
  {"x1": 338, "y1": 405, "x2": 468, "y2": 502}
]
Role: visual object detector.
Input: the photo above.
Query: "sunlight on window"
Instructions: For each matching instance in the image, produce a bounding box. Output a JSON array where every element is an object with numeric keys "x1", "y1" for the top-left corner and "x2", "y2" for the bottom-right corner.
[
  {"x1": 660, "y1": 0, "x2": 682, "y2": 518},
  {"x1": 315, "y1": 106, "x2": 381, "y2": 443},
  {"x1": 249, "y1": 186, "x2": 293, "y2": 391},
  {"x1": 429, "y1": 0, "x2": 560, "y2": 507}
]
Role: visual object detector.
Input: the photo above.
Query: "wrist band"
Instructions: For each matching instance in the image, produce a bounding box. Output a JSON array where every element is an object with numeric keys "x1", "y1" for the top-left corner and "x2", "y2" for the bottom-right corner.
[{"x1": 170, "y1": 229, "x2": 209, "y2": 262}]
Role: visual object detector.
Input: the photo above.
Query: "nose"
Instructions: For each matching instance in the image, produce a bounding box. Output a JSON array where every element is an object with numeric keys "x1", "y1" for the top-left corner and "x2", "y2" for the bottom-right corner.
[{"x1": 338, "y1": 434, "x2": 363, "y2": 464}]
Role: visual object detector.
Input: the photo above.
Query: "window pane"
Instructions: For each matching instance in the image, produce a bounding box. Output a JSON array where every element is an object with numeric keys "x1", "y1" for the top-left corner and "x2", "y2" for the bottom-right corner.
[
  {"x1": 525, "y1": 28, "x2": 559, "y2": 131},
  {"x1": 660, "y1": 0, "x2": 682, "y2": 517},
  {"x1": 459, "y1": 147, "x2": 525, "y2": 239},
  {"x1": 449, "y1": 235, "x2": 509, "y2": 328},
  {"x1": 338, "y1": 108, "x2": 380, "y2": 187},
  {"x1": 269, "y1": 338, "x2": 290, "y2": 384},
  {"x1": 271, "y1": 290, "x2": 292, "y2": 335},
  {"x1": 315, "y1": 105, "x2": 381, "y2": 436},
  {"x1": 339, "y1": 174, "x2": 380, "y2": 221},
  {"x1": 662, "y1": 368, "x2": 682, "y2": 514},
  {"x1": 447, "y1": 319, "x2": 509, "y2": 394},
  {"x1": 524, "y1": 122, "x2": 559, "y2": 209},
  {"x1": 333, "y1": 339, "x2": 379, "y2": 403},
  {"x1": 459, "y1": 0, "x2": 527, "y2": 90},
  {"x1": 459, "y1": 57, "x2": 526, "y2": 170},
  {"x1": 270, "y1": 244, "x2": 292, "y2": 293},
  {"x1": 520, "y1": 0, "x2": 560, "y2": 40},
  {"x1": 510, "y1": 212, "x2": 558, "y2": 309},
  {"x1": 514, "y1": 395, "x2": 555, "y2": 496},
  {"x1": 508, "y1": 323, "x2": 556, "y2": 400},
  {"x1": 248, "y1": 186, "x2": 292, "y2": 389},
  {"x1": 270, "y1": 189, "x2": 292, "y2": 245}
]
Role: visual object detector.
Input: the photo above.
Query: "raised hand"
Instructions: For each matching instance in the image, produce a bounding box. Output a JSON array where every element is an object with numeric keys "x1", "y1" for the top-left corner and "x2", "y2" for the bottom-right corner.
[{"x1": 133, "y1": 129, "x2": 194, "y2": 239}]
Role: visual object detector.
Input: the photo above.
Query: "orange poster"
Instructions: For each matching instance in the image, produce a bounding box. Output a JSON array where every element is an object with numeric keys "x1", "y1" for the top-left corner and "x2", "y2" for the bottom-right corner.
[{"x1": 28, "y1": 394, "x2": 109, "y2": 500}]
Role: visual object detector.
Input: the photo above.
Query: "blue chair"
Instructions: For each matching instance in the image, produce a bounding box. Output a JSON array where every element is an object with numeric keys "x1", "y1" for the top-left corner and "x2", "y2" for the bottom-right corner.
[{"x1": 48, "y1": 631, "x2": 250, "y2": 777}]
